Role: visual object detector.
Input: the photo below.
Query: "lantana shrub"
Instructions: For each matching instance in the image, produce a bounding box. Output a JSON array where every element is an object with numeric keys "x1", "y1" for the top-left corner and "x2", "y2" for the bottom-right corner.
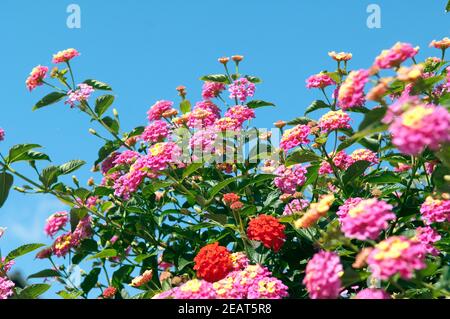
[{"x1": 1, "y1": 39, "x2": 450, "y2": 300}]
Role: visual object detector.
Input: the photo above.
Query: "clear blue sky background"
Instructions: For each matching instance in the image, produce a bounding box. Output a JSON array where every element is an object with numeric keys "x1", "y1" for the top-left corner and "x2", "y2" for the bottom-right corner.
[{"x1": 0, "y1": 0, "x2": 448, "y2": 298}]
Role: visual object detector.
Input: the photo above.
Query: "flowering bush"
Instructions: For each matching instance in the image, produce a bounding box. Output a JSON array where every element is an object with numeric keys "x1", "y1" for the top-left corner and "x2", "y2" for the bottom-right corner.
[{"x1": 0, "y1": 38, "x2": 450, "y2": 300}]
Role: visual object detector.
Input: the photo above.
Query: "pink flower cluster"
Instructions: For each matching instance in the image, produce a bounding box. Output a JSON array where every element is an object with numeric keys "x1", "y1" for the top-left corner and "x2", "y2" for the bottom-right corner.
[
  {"x1": 228, "y1": 78, "x2": 255, "y2": 102},
  {"x1": 420, "y1": 196, "x2": 450, "y2": 225},
  {"x1": 274, "y1": 164, "x2": 307, "y2": 194},
  {"x1": 0, "y1": 128, "x2": 4, "y2": 141},
  {"x1": 306, "y1": 73, "x2": 336, "y2": 89},
  {"x1": 189, "y1": 129, "x2": 217, "y2": 154},
  {"x1": 350, "y1": 149, "x2": 379, "y2": 165},
  {"x1": 202, "y1": 82, "x2": 226, "y2": 100},
  {"x1": 44, "y1": 211, "x2": 69, "y2": 237},
  {"x1": 147, "y1": 100, "x2": 174, "y2": 121},
  {"x1": 187, "y1": 101, "x2": 221, "y2": 128},
  {"x1": 337, "y1": 69, "x2": 369, "y2": 110},
  {"x1": 214, "y1": 117, "x2": 241, "y2": 132},
  {"x1": 387, "y1": 103, "x2": 450, "y2": 155},
  {"x1": 224, "y1": 105, "x2": 255, "y2": 125},
  {"x1": 279, "y1": 124, "x2": 311, "y2": 151},
  {"x1": 415, "y1": 226, "x2": 441, "y2": 256},
  {"x1": 303, "y1": 251, "x2": 343, "y2": 299},
  {"x1": 318, "y1": 110, "x2": 351, "y2": 132},
  {"x1": 0, "y1": 276, "x2": 15, "y2": 300},
  {"x1": 65, "y1": 83, "x2": 95, "y2": 107},
  {"x1": 52, "y1": 48, "x2": 80, "y2": 64},
  {"x1": 374, "y1": 42, "x2": 419, "y2": 69},
  {"x1": 367, "y1": 236, "x2": 426, "y2": 280},
  {"x1": 26, "y1": 65, "x2": 48, "y2": 91},
  {"x1": 337, "y1": 198, "x2": 395, "y2": 240},
  {"x1": 153, "y1": 263, "x2": 288, "y2": 300},
  {"x1": 52, "y1": 216, "x2": 92, "y2": 257},
  {"x1": 141, "y1": 120, "x2": 170, "y2": 143},
  {"x1": 354, "y1": 288, "x2": 391, "y2": 299},
  {"x1": 283, "y1": 199, "x2": 309, "y2": 216}
]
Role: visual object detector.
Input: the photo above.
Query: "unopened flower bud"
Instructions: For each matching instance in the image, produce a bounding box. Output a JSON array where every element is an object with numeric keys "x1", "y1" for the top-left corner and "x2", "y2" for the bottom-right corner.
[
  {"x1": 87, "y1": 177, "x2": 95, "y2": 186},
  {"x1": 370, "y1": 188, "x2": 382, "y2": 197},
  {"x1": 113, "y1": 108, "x2": 119, "y2": 118},
  {"x1": 274, "y1": 120, "x2": 286, "y2": 129},
  {"x1": 218, "y1": 57, "x2": 230, "y2": 64},
  {"x1": 280, "y1": 193, "x2": 292, "y2": 202},
  {"x1": 35, "y1": 247, "x2": 53, "y2": 259},
  {"x1": 89, "y1": 128, "x2": 97, "y2": 135},
  {"x1": 72, "y1": 175, "x2": 79, "y2": 187},
  {"x1": 232, "y1": 55, "x2": 244, "y2": 62}
]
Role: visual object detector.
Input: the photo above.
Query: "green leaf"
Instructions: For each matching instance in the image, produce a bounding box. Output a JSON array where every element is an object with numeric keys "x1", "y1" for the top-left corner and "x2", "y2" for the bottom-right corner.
[
  {"x1": 246, "y1": 100, "x2": 275, "y2": 109},
  {"x1": 57, "y1": 290, "x2": 83, "y2": 299},
  {"x1": 435, "y1": 144, "x2": 450, "y2": 168},
  {"x1": 244, "y1": 75, "x2": 262, "y2": 83},
  {"x1": 432, "y1": 164, "x2": 450, "y2": 193},
  {"x1": 208, "y1": 176, "x2": 239, "y2": 199},
  {"x1": 5, "y1": 243, "x2": 45, "y2": 262},
  {"x1": 83, "y1": 79, "x2": 112, "y2": 91},
  {"x1": 95, "y1": 140, "x2": 121, "y2": 166},
  {"x1": 70, "y1": 207, "x2": 88, "y2": 232},
  {"x1": 305, "y1": 100, "x2": 330, "y2": 115},
  {"x1": 13, "y1": 151, "x2": 50, "y2": 163},
  {"x1": 59, "y1": 160, "x2": 86, "y2": 175},
  {"x1": 342, "y1": 160, "x2": 371, "y2": 185},
  {"x1": 40, "y1": 165, "x2": 60, "y2": 187},
  {"x1": 287, "y1": 116, "x2": 313, "y2": 126},
  {"x1": 17, "y1": 284, "x2": 50, "y2": 299},
  {"x1": 7, "y1": 144, "x2": 42, "y2": 164},
  {"x1": 358, "y1": 107, "x2": 387, "y2": 131},
  {"x1": 285, "y1": 149, "x2": 320, "y2": 166},
  {"x1": 180, "y1": 100, "x2": 191, "y2": 114},
  {"x1": 199, "y1": 74, "x2": 230, "y2": 84},
  {"x1": 0, "y1": 172, "x2": 13, "y2": 208},
  {"x1": 87, "y1": 249, "x2": 117, "y2": 260},
  {"x1": 27, "y1": 269, "x2": 61, "y2": 279},
  {"x1": 102, "y1": 116, "x2": 120, "y2": 134},
  {"x1": 80, "y1": 267, "x2": 101, "y2": 294},
  {"x1": 112, "y1": 265, "x2": 134, "y2": 287},
  {"x1": 182, "y1": 163, "x2": 203, "y2": 179},
  {"x1": 365, "y1": 171, "x2": 402, "y2": 184},
  {"x1": 95, "y1": 94, "x2": 115, "y2": 117},
  {"x1": 447, "y1": 0, "x2": 450, "y2": 12},
  {"x1": 33, "y1": 92, "x2": 66, "y2": 111}
]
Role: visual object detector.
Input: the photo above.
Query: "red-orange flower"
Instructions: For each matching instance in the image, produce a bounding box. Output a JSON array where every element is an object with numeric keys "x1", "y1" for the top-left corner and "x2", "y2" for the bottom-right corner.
[
  {"x1": 223, "y1": 193, "x2": 240, "y2": 205},
  {"x1": 247, "y1": 215, "x2": 286, "y2": 252},
  {"x1": 193, "y1": 242, "x2": 233, "y2": 282}
]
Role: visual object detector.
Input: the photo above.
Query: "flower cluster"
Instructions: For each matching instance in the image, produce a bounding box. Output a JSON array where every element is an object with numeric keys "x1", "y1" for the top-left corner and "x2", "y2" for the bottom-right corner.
[
  {"x1": 354, "y1": 288, "x2": 391, "y2": 299},
  {"x1": 52, "y1": 48, "x2": 80, "y2": 63},
  {"x1": 228, "y1": 78, "x2": 255, "y2": 102},
  {"x1": 26, "y1": 65, "x2": 48, "y2": 91},
  {"x1": 283, "y1": 199, "x2": 309, "y2": 216},
  {"x1": 414, "y1": 226, "x2": 441, "y2": 256},
  {"x1": 303, "y1": 251, "x2": 343, "y2": 299},
  {"x1": 337, "y1": 69, "x2": 369, "y2": 109},
  {"x1": 65, "y1": 83, "x2": 95, "y2": 107},
  {"x1": 193, "y1": 243, "x2": 233, "y2": 282},
  {"x1": 44, "y1": 211, "x2": 69, "y2": 237},
  {"x1": 337, "y1": 198, "x2": 395, "y2": 240},
  {"x1": 420, "y1": 196, "x2": 450, "y2": 224},
  {"x1": 247, "y1": 215, "x2": 286, "y2": 252},
  {"x1": 202, "y1": 82, "x2": 226, "y2": 100},
  {"x1": 318, "y1": 110, "x2": 351, "y2": 132},
  {"x1": 294, "y1": 194, "x2": 335, "y2": 228},
  {"x1": 306, "y1": 73, "x2": 335, "y2": 89},
  {"x1": 374, "y1": 42, "x2": 419, "y2": 69},
  {"x1": 141, "y1": 120, "x2": 170, "y2": 143},
  {"x1": 279, "y1": 125, "x2": 311, "y2": 151},
  {"x1": 274, "y1": 164, "x2": 307, "y2": 194},
  {"x1": 367, "y1": 236, "x2": 426, "y2": 280}
]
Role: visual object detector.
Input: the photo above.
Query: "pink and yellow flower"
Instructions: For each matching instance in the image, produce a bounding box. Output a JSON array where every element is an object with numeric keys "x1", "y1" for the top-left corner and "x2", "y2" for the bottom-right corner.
[
  {"x1": 318, "y1": 110, "x2": 351, "y2": 132},
  {"x1": 279, "y1": 124, "x2": 311, "y2": 151},
  {"x1": 274, "y1": 164, "x2": 307, "y2": 194},
  {"x1": 328, "y1": 51, "x2": 352, "y2": 62},
  {"x1": 224, "y1": 105, "x2": 255, "y2": 125},
  {"x1": 367, "y1": 236, "x2": 426, "y2": 280},
  {"x1": 374, "y1": 42, "x2": 419, "y2": 69},
  {"x1": 337, "y1": 198, "x2": 395, "y2": 240},
  {"x1": 420, "y1": 196, "x2": 450, "y2": 225},
  {"x1": 26, "y1": 65, "x2": 48, "y2": 91},
  {"x1": 337, "y1": 69, "x2": 369, "y2": 110},
  {"x1": 306, "y1": 73, "x2": 336, "y2": 89},
  {"x1": 147, "y1": 100, "x2": 175, "y2": 121},
  {"x1": 429, "y1": 37, "x2": 450, "y2": 50},
  {"x1": 141, "y1": 120, "x2": 170, "y2": 143},
  {"x1": 52, "y1": 48, "x2": 80, "y2": 64}
]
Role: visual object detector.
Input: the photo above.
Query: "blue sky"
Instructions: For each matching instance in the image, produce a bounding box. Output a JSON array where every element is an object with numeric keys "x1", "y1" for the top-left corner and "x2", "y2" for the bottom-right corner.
[{"x1": 0, "y1": 0, "x2": 448, "y2": 297}]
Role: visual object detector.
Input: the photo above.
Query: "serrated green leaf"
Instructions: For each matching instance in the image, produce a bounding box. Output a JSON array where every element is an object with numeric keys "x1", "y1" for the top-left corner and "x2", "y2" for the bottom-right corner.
[
  {"x1": 0, "y1": 172, "x2": 13, "y2": 208},
  {"x1": 246, "y1": 100, "x2": 275, "y2": 109},
  {"x1": 59, "y1": 160, "x2": 86, "y2": 175},
  {"x1": 5, "y1": 243, "x2": 45, "y2": 262},
  {"x1": 18, "y1": 284, "x2": 50, "y2": 299},
  {"x1": 95, "y1": 94, "x2": 115, "y2": 117},
  {"x1": 27, "y1": 269, "x2": 61, "y2": 279},
  {"x1": 180, "y1": 100, "x2": 191, "y2": 114},
  {"x1": 83, "y1": 79, "x2": 112, "y2": 91},
  {"x1": 87, "y1": 249, "x2": 117, "y2": 260},
  {"x1": 305, "y1": 100, "x2": 330, "y2": 115}
]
